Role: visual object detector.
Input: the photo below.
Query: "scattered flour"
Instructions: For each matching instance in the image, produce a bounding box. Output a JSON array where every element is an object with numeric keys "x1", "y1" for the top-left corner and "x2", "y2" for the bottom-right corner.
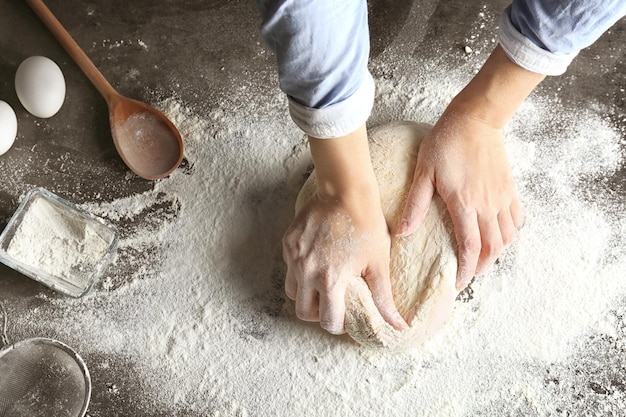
[
  {"x1": 5, "y1": 5, "x2": 626, "y2": 417},
  {"x1": 27, "y1": 66, "x2": 622, "y2": 415}
]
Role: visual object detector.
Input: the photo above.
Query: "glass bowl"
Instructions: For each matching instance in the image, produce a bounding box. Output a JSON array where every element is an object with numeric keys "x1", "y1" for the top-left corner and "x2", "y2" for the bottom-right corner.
[{"x1": 0, "y1": 188, "x2": 119, "y2": 297}]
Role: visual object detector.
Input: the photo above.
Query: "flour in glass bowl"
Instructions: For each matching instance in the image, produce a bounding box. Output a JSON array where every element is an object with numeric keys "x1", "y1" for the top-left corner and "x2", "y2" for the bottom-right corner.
[{"x1": 6, "y1": 194, "x2": 112, "y2": 291}]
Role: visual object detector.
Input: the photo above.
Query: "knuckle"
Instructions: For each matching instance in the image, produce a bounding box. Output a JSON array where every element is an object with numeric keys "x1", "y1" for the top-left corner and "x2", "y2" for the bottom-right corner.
[
  {"x1": 461, "y1": 237, "x2": 481, "y2": 255},
  {"x1": 502, "y1": 229, "x2": 517, "y2": 246},
  {"x1": 299, "y1": 257, "x2": 317, "y2": 275},
  {"x1": 282, "y1": 233, "x2": 299, "y2": 255},
  {"x1": 483, "y1": 241, "x2": 503, "y2": 258},
  {"x1": 318, "y1": 271, "x2": 338, "y2": 290}
]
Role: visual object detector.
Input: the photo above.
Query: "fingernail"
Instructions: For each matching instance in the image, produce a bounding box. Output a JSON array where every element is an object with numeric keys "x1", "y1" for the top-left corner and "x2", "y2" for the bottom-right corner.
[{"x1": 456, "y1": 267, "x2": 469, "y2": 291}]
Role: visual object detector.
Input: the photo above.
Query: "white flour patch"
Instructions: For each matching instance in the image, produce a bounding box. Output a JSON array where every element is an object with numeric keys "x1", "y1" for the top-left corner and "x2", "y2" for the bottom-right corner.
[
  {"x1": 6, "y1": 195, "x2": 112, "y2": 291},
  {"x1": 9, "y1": 32, "x2": 626, "y2": 417}
]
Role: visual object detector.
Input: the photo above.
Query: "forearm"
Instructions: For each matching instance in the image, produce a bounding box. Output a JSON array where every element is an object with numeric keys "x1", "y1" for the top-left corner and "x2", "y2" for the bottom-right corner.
[
  {"x1": 308, "y1": 125, "x2": 380, "y2": 207},
  {"x1": 446, "y1": 44, "x2": 545, "y2": 129}
]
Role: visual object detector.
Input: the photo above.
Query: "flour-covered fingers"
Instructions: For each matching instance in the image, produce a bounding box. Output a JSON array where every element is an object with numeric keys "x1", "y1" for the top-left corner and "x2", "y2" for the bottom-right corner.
[
  {"x1": 498, "y1": 209, "x2": 517, "y2": 247},
  {"x1": 363, "y1": 266, "x2": 409, "y2": 331},
  {"x1": 282, "y1": 254, "x2": 300, "y2": 302},
  {"x1": 397, "y1": 170, "x2": 435, "y2": 237},
  {"x1": 282, "y1": 226, "x2": 301, "y2": 301},
  {"x1": 284, "y1": 265, "x2": 298, "y2": 300},
  {"x1": 294, "y1": 285, "x2": 319, "y2": 322},
  {"x1": 318, "y1": 281, "x2": 347, "y2": 334},
  {"x1": 510, "y1": 197, "x2": 525, "y2": 230},
  {"x1": 476, "y1": 215, "x2": 504, "y2": 276},
  {"x1": 451, "y1": 209, "x2": 481, "y2": 291}
]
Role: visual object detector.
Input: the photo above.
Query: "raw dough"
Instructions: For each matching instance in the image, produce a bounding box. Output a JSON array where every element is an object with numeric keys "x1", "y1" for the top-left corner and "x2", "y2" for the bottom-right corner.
[{"x1": 295, "y1": 121, "x2": 458, "y2": 350}]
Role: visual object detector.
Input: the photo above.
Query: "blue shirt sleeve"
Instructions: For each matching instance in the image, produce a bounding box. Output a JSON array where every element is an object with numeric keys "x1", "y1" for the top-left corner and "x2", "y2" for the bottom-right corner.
[
  {"x1": 257, "y1": 0, "x2": 369, "y2": 110},
  {"x1": 501, "y1": 0, "x2": 626, "y2": 75},
  {"x1": 257, "y1": 0, "x2": 374, "y2": 138}
]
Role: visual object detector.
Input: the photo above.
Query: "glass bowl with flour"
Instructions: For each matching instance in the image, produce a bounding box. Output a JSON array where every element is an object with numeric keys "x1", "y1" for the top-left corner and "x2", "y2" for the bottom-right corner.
[{"x1": 0, "y1": 188, "x2": 118, "y2": 297}]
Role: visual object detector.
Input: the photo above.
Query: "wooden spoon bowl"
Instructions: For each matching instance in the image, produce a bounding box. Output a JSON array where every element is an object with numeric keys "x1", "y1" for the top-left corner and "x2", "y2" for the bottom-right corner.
[{"x1": 26, "y1": 0, "x2": 184, "y2": 180}]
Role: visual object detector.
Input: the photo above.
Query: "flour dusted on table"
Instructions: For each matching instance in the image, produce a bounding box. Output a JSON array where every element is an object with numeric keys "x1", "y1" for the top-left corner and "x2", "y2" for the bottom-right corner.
[
  {"x1": 3, "y1": 37, "x2": 624, "y2": 417},
  {"x1": 6, "y1": 197, "x2": 110, "y2": 288}
]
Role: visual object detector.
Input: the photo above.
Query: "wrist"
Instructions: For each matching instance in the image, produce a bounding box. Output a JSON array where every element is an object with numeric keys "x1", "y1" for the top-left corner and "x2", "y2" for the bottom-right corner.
[
  {"x1": 449, "y1": 44, "x2": 545, "y2": 129},
  {"x1": 309, "y1": 125, "x2": 380, "y2": 203}
]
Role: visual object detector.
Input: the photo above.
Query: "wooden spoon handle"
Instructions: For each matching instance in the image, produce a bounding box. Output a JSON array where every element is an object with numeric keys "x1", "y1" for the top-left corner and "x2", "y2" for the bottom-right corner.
[{"x1": 26, "y1": 0, "x2": 119, "y2": 102}]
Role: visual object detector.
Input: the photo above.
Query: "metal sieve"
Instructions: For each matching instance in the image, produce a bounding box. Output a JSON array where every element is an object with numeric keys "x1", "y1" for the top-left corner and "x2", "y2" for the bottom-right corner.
[{"x1": 0, "y1": 302, "x2": 91, "y2": 417}]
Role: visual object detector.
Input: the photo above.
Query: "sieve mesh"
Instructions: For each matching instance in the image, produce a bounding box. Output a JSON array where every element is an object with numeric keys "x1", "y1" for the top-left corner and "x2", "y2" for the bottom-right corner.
[{"x1": 0, "y1": 303, "x2": 91, "y2": 417}]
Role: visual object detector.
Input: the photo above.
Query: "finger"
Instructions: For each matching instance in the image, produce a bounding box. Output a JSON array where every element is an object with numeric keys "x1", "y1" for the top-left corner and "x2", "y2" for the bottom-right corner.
[
  {"x1": 363, "y1": 266, "x2": 409, "y2": 331},
  {"x1": 282, "y1": 241, "x2": 298, "y2": 300},
  {"x1": 318, "y1": 282, "x2": 347, "y2": 335},
  {"x1": 397, "y1": 170, "x2": 435, "y2": 237},
  {"x1": 449, "y1": 208, "x2": 481, "y2": 291},
  {"x1": 498, "y1": 209, "x2": 517, "y2": 247},
  {"x1": 510, "y1": 197, "x2": 525, "y2": 230},
  {"x1": 282, "y1": 227, "x2": 298, "y2": 299},
  {"x1": 284, "y1": 265, "x2": 298, "y2": 300},
  {"x1": 475, "y1": 215, "x2": 504, "y2": 276},
  {"x1": 295, "y1": 286, "x2": 319, "y2": 322}
]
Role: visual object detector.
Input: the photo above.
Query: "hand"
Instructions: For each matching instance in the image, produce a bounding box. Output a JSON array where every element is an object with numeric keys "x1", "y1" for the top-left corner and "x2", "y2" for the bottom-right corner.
[
  {"x1": 398, "y1": 45, "x2": 545, "y2": 290},
  {"x1": 398, "y1": 111, "x2": 523, "y2": 290},
  {"x1": 284, "y1": 125, "x2": 408, "y2": 334},
  {"x1": 283, "y1": 191, "x2": 408, "y2": 334}
]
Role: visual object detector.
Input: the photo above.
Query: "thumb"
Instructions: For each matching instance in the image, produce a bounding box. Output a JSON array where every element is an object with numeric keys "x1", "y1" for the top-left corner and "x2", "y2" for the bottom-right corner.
[
  {"x1": 363, "y1": 267, "x2": 409, "y2": 331},
  {"x1": 397, "y1": 170, "x2": 435, "y2": 237}
]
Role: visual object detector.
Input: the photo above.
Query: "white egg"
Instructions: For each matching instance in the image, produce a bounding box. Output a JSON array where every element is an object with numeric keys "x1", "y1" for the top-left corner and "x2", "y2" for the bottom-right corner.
[
  {"x1": 15, "y1": 56, "x2": 66, "y2": 118},
  {"x1": 0, "y1": 101, "x2": 18, "y2": 156}
]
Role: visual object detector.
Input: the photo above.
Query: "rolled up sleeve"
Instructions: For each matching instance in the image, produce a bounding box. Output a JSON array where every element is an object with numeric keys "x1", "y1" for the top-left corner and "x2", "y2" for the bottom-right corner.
[
  {"x1": 499, "y1": 0, "x2": 626, "y2": 75},
  {"x1": 258, "y1": 0, "x2": 372, "y2": 138}
]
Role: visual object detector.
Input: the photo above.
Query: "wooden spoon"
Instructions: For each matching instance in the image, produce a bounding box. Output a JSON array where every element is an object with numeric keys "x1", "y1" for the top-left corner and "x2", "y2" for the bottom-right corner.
[{"x1": 26, "y1": 0, "x2": 184, "y2": 180}]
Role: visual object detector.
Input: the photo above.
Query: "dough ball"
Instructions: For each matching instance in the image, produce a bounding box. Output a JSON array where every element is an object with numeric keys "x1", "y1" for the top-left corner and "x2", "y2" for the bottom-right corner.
[{"x1": 295, "y1": 121, "x2": 458, "y2": 350}]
